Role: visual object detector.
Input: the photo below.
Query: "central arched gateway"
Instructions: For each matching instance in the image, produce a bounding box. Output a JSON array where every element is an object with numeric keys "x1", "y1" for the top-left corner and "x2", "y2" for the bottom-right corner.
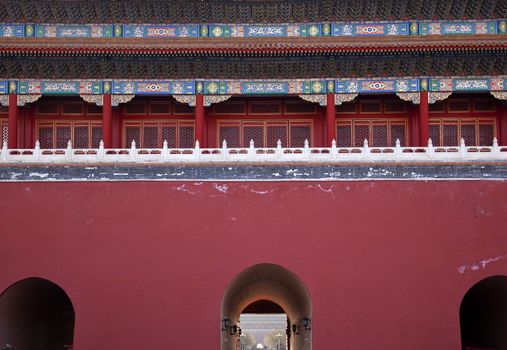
[{"x1": 221, "y1": 264, "x2": 312, "y2": 350}]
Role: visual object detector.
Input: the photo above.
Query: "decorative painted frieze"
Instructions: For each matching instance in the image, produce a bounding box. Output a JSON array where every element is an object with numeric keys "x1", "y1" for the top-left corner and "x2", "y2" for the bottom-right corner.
[
  {"x1": 34, "y1": 24, "x2": 113, "y2": 38},
  {"x1": 0, "y1": 25, "x2": 24, "y2": 37},
  {"x1": 112, "y1": 81, "x2": 195, "y2": 95},
  {"x1": 335, "y1": 79, "x2": 419, "y2": 93},
  {"x1": 17, "y1": 80, "x2": 103, "y2": 95},
  {"x1": 0, "y1": 19, "x2": 504, "y2": 38},
  {"x1": 123, "y1": 25, "x2": 199, "y2": 38},
  {"x1": 419, "y1": 20, "x2": 497, "y2": 35},
  {"x1": 0, "y1": 81, "x2": 8, "y2": 94},
  {"x1": 332, "y1": 22, "x2": 409, "y2": 36},
  {"x1": 430, "y1": 78, "x2": 507, "y2": 92},
  {"x1": 1, "y1": 77, "x2": 505, "y2": 97}
]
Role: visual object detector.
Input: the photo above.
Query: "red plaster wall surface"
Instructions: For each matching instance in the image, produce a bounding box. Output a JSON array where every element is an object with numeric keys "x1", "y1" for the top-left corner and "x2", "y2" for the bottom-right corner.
[{"x1": 0, "y1": 180, "x2": 506, "y2": 350}]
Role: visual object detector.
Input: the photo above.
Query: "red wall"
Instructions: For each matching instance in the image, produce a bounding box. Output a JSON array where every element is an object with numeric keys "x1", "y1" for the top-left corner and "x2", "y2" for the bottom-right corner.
[{"x1": 0, "y1": 180, "x2": 506, "y2": 350}]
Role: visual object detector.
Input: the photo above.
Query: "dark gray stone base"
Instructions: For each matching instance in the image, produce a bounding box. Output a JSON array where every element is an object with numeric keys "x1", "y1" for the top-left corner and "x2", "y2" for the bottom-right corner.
[{"x1": 1, "y1": 163, "x2": 507, "y2": 181}]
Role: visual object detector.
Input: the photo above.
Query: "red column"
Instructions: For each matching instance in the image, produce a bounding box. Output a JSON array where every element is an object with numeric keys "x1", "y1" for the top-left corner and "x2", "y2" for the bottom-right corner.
[
  {"x1": 7, "y1": 93, "x2": 18, "y2": 149},
  {"x1": 419, "y1": 91, "x2": 429, "y2": 147},
  {"x1": 326, "y1": 93, "x2": 336, "y2": 146},
  {"x1": 195, "y1": 94, "x2": 205, "y2": 147},
  {"x1": 102, "y1": 93, "x2": 112, "y2": 148}
]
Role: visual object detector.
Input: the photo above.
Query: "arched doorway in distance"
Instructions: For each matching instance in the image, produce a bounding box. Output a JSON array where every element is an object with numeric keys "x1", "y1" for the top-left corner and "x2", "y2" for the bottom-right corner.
[
  {"x1": 460, "y1": 275, "x2": 507, "y2": 350},
  {"x1": 221, "y1": 263, "x2": 312, "y2": 350},
  {"x1": 0, "y1": 277, "x2": 75, "y2": 350}
]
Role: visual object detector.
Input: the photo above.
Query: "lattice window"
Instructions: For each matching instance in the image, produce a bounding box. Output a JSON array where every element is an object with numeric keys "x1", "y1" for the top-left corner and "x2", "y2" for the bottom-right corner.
[
  {"x1": 461, "y1": 123, "x2": 476, "y2": 146},
  {"x1": 384, "y1": 99, "x2": 407, "y2": 113},
  {"x1": 442, "y1": 124, "x2": 459, "y2": 146},
  {"x1": 336, "y1": 102, "x2": 357, "y2": 114},
  {"x1": 359, "y1": 101, "x2": 382, "y2": 114},
  {"x1": 218, "y1": 120, "x2": 312, "y2": 148},
  {"x1": 448, "y1": 99, "x2": 470, "y2": 113},
  {"x1": 479, "y1": 124, "x2": 494, "y2": 146},
  {"x1": 249, "y1": 103, "x2": 281, "y2": 115},
  {"x1": 125, "y1": 126, "x2": 141, "y2": 147},
  {"x1": 0, "y1": 106, "x2": 8, "y2": 113},
  {"x1": 123, "y1": 120, "x2": 194, "y2": 148},
  {"x1": 1, "y1": 120, "x2": 8, "y2": 145},
  {"x1": 219, "y1": 125, "x2": 241, "y2": 147},
  {"x1": 143, "y1": 125, "x2": 159, "y2": 148},
  {"x1": 429, "y1": 101, "x2": 445, "y2": 113},
  {"x1": 338, "y1": 119, "x2": 407, "y2": 147},
  {"x1": 290, "y1": 124, "x2": 311, "y2": 147},
  {"x1": 267, "y1": 125, "x2": 288, "y2": 147},
  {"x1": 179, "y1": 125, "x2": 194, "y2": 148},
  {"x1": 213, "y1": 103, "x2": 245, "y2": 115},
  {"x1": 390, "y1": 123, "x2": 406, "y2": 146},
  {"x1": 336, "y1": 124, "x2": 352, "y2": 147},
  {"x1": 162, "y1": 125, "x2": 177, "y2": 148},
  {"x1": 354, "y1": 124, "x2": 369, "y2": 147},
  {"x1": 243, "y1": 125, "x2": 264, "y2": 147},
  {"x1": 473, "y1": 99, "x2": 496, "y2": 112},
  {"x1": 37, "y1": 103, "x2": 59, "y2": 115},
  {"x1": 284, "y1": 101, "x2": 317, "y2": 114},
  {"x1": 92, "y1": 126, "x2": 102, "y2": 148},
  {"x1": 38, "y1": 126, "x2": 53, "y2": 149},
  {"x1": 124, "y1": 102, "x2": 147, "y2": 115},
  {"x1": 149, "y1": 102, "x2": 171, "y2": 115},
  {"x1": 56, "y1": 125, "x2": 72, "y2": 148},
  {"x1": 74, "y1": 126, "x2": 90, "y2": 148},
  {"x1": 429, "y1": 119, "x2": 495, "y2": 146},
  {"x1": 62, "y1": 102, "x2": 84, "y2": 115},
  {"x1": 372, "y1": 124, "x2": 388, "y2": 147},
  {"x1": 429, "y1": 125, "x2": 441, "y2": 146}
]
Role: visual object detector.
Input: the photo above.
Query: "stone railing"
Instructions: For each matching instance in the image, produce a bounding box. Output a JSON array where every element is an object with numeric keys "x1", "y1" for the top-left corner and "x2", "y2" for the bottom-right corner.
[{"x1": 1, "y1": 139, "x2": 507, "y2": 164}]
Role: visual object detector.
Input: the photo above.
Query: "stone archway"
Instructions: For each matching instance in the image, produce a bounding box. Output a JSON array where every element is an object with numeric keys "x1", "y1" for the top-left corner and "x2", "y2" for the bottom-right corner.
[
  {"x1": 221, "y1": 264, "x2": 312, "y2": 350},
  {"x1": 460, "y1": 275, "x2": 507, "y2": 350},
  {"x1": 0, "y1": 277, "x2": 75, "y2": 350}
]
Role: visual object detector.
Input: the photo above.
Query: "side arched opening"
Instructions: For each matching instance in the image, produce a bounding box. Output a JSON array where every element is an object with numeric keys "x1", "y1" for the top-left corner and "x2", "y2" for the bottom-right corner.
[
  {"x1": 221, "y1": 264, "x2": 312, "y2": 350},
  {"x1": 0, "y1": 277, "x2": 75, "y2": 350},
  {"x1": 460, "y1": 275, "x2": 507, "y2": 350}
]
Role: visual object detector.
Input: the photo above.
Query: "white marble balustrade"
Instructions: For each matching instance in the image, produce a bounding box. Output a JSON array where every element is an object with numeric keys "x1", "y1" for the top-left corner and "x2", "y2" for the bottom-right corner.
[{"x1": 1, "y1": 139, "x2": 506, "y2": 164}]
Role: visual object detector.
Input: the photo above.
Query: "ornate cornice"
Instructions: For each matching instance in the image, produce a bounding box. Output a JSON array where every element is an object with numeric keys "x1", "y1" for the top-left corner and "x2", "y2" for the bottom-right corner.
[
  {"x1": 396, "y1": 92, "x2": 420, "y2": 104},
  {"x1": 111, "y1": 94, "x2": 135, "y2": 106},
  {"x1": 491, "y1": 91, "x2": 507, "y2": 101},
  {"x1": 173, "y1": 95, "x2": 196, "y2": 106},
  {"x1": 299, "y1": 94, "x2": 326, "y2": 106},
  {"x1": 429, "y1": 92, "x2": 452, "y2": 104},
  {"x1": 0, "y1": 95, "x2": 8, "y2": 106},
  {"x1": 80, "y1": 94, "x2": 103, "y2": 106},
  {"x1": 204, "y1": 95, "x2": 231, "y2": 107},
  {"x1": 335, "y1": 93, "x2": 358, "y2": 105},
  {"x1": 17, "y1": 94, "x2": 41, "y2": 106}
]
